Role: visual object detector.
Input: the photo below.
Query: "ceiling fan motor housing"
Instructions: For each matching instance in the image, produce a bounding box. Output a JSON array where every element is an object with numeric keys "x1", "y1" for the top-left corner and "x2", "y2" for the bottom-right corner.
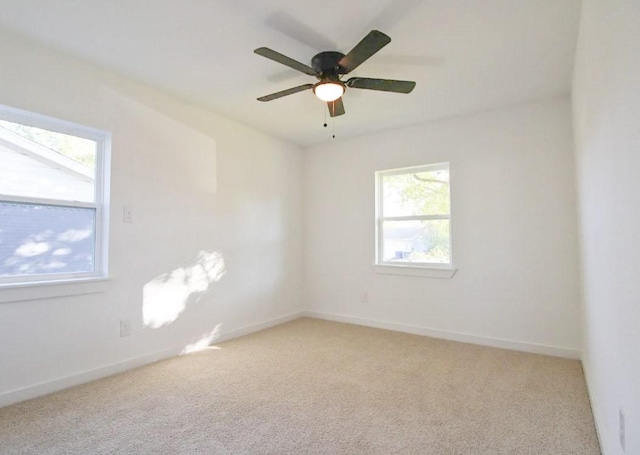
[{"x1": 312, "y1": 51, "x2": 346, "y2": 80}]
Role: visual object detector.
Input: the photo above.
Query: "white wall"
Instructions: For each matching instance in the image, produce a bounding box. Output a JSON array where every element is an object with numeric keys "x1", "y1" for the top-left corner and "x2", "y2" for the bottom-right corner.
[
  {"x1": 0, "y1": 31, "x2": 303, "y2": 405},
  {"x1": 303, "y1": 99, "x2": 581, "y2": 357},
  {"x1": 572, "y1": 1, "x2": 640, "y2": 453}
]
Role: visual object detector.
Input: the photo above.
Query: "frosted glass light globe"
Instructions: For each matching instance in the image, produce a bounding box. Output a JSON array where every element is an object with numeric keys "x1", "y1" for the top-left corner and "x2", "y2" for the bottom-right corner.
[{"x1": 313, "y1": 82, "x2": 345, "y2": 102}]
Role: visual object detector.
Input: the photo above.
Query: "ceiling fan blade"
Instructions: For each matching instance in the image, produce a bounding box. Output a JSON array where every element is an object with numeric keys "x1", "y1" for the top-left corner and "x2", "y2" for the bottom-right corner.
[
  {"x1": 346, "y1": 77, "x2": 416, "y2": 94},
  {"x1": 254, "y1": 47, "x2": 316, "y2": 76},
  {"x1": 257, "y1": 84, "x2": 314, "y2": 102},
  {"x1": 327, "y1": 98, "x2": 345, "y2": 117},
  {"x1": 338, "y1": 30, "x2": 391, "y2": 74}
]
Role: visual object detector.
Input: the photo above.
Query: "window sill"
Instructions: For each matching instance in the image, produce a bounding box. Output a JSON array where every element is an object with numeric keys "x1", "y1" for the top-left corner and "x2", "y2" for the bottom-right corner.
[
  {"x1": 0, "y1": 277, "x2": 111, "y2": 303},
  {"x1": 373, "y1": 264, "x2": 457, "y2": 279}
]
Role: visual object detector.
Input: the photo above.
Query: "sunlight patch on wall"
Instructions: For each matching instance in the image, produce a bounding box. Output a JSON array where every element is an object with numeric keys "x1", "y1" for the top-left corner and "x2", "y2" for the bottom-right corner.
[
  {"x1": 181, "y1": 323, "x2": 223, "y2": 355},
  {"x1": 142, "y1": 251, "x2": 225, "y2": 329}
]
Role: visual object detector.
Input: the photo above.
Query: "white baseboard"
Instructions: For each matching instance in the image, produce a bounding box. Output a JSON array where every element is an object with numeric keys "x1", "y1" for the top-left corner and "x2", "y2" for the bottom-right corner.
[
  {"x1": 0, "y1": 310, "x2": 581, "y2": 409},
  {"x1": 0, "y1": 346, "x2": 182, "y2": 409},
  {"x1": 582, "y1": 359, "x2": 608, "y2": 454},
  {"x1": 302, "y1": 310, "x2": 581, "y2": 359},
  {"x1": 0, "y1": 311, "x2": 304, "y2": 409},
  {"x1": 216, "y1": 311, "x2": 303, "y2": 343}
]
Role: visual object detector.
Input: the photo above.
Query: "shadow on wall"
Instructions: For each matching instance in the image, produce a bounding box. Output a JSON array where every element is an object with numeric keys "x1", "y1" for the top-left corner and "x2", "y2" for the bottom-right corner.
[{"x1": 142, "y1": 251, "x2": 225, "y2": 329}]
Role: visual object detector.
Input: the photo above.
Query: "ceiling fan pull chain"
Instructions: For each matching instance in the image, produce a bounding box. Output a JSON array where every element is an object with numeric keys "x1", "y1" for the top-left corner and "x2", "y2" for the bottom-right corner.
[
  {"x1": 323, "y1": 103, "x2": 327, "y2": 128},
  {"x1": 332, "y1": 105, "x2": 336, "y2": 139}
]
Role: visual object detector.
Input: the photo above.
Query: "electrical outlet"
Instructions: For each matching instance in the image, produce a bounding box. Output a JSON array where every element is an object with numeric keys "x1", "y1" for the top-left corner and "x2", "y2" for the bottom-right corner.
[
  {"x1": 360, "y1": 292, "x2": 369, "y2": 303},
  {"x1": 123, "y1": 206, "x2": 134, "y2": 223},
  {"x1": 120, "y1": 319, "x2": 131, "y2": 337},
  {"x1": 620, "y1": 407, "x2": 625, "y2": 452}
]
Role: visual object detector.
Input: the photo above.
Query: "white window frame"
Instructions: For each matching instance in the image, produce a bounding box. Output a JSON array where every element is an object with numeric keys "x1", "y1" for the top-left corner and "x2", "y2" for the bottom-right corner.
[
  {"x1": 374, "y1": 163, "x2": 456, "y2": 278},
  {"x1": 0, "y1": 104, "x2": 111, "y2": 287}
]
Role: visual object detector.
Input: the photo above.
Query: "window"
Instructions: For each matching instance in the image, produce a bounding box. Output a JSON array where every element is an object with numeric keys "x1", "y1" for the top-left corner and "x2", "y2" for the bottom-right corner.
[
  {"x1": 0, "y1": 105, "x2": 110, "y2": 286},
  {"x1": 375, "y1": 163, "x2": 452, "y2": 270}
]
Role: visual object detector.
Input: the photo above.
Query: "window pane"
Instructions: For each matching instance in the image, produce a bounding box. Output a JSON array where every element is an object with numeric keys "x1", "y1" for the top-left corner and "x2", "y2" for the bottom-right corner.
[
  {"x1": 0, "y1": 202, "x2": 96, "y2": 277},
  {"x1": 382, "y1": 219, "x2": 450, "y2": 264},
  {"x1": 382, "y1": 168, "x2": 450, "y2": 217},
  {"x1": 0, "y1": 120, "x2": 96, "y2": 202}
]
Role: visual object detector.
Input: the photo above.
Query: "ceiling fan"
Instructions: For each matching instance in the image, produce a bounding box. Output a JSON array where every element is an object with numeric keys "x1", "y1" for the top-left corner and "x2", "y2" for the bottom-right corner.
[{"x1": 254, "y1": 30, "x2": 416, "y2": 117}]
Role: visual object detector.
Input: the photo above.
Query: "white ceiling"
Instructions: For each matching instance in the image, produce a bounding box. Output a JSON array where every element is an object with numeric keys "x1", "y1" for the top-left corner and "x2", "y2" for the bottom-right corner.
[{"x1": 0, "y1": 0, "x2": 581, "y2": 147}]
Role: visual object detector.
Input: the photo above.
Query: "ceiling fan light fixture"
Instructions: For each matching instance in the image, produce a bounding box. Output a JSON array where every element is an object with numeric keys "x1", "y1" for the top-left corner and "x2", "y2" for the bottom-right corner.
[{"x1": 313, "y1": 81, "x2": 345, "y2": 102}]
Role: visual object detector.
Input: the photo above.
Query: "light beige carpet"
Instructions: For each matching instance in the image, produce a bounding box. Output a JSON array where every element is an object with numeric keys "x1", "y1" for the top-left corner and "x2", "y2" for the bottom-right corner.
[{"x1": 0, "y1": 318, "x2": 599, "y2": 454}]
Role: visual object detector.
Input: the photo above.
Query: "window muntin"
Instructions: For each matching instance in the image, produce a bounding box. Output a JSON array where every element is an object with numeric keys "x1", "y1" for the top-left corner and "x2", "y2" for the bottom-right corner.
[
  {"x1": 0, "y1": 106, "x2": 109, "y2": 285},
  {"x1": 376, "y1": 163, "x2": 452, "y2": 267}
]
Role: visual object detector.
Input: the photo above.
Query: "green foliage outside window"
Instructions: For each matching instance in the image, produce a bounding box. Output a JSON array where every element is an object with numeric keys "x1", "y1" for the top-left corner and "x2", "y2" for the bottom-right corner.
[
  {"x1": 0, "y1": 120, "x2": 96, "y2": 169},
  {"x1": 380, "y1": 166, "x2": 451, "y2": 264}
]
